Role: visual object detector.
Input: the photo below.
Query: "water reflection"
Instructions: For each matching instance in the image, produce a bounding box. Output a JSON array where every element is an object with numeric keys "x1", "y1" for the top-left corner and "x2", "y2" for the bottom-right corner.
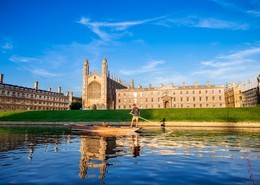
[
  {"x1": 27, "y1": 143, "x2": 34, "y2": 160},
  {"x1": 78, "y1": 134, "x2": 141, "y2": 179},
  {"x1": 0, "y1": 126, "x2": 259, "y2": 185},
  {"x1": 141, "y1": 128, "x2": 260, "y2": 159},
  {"x1": 131, "y1": 135, "x2": 140, "y2": 158},
  {"x1": 0, "y1": 126, "x2": 71, "y2": 164},
  {"x1": 79, "y1": 135, "x2": 115, "y2": 179}
]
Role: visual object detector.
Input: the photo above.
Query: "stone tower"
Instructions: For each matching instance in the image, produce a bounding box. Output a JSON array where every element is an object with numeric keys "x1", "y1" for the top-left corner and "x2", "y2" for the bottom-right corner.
[
  {"x1": 82, "y1": 58, "x2": 89, "y2": 108},
  {"x1": 102, "y1": 56, "x2": 108, "y2": 109}
]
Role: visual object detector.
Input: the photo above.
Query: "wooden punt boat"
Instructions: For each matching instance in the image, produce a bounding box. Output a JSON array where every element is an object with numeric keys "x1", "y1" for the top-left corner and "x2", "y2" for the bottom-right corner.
[{"x1": 67, "y1": 124, "x2": 142, "y2": 135}]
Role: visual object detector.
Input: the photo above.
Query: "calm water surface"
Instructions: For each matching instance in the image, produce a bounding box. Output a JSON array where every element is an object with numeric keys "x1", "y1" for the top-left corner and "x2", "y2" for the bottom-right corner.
[{"x1": 0, "y1": 125, "x2": 259, "y2": 185}]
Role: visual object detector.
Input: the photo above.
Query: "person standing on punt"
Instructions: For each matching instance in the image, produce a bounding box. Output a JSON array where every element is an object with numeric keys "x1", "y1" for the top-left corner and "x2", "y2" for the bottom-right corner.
[{"x1": 130, "y1": 104, "x2": 140, "y2": 127}]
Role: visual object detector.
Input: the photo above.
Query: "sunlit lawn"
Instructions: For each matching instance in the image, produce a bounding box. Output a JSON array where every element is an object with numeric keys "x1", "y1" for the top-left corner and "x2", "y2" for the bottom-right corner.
[{"x1": 0, "y1": 107, "x2": 260, "y2": 122}]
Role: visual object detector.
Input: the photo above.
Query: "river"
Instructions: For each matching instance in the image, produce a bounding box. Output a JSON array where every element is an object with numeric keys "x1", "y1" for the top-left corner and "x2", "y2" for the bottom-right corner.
[{"x1": 0, "y1": 125, "x2": 259, "y2": 185}]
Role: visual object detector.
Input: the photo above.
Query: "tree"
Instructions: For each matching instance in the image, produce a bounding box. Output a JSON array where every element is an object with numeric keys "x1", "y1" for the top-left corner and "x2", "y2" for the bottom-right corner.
[{"x1": 70, "y1": 101, "x2": 82, "y2": 110}]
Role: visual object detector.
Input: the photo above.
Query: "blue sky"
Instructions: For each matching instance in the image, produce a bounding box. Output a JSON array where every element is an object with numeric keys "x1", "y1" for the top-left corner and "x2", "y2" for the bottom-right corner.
[{"x1": 1, "y1": 0, "x2": 260, "y2": 97}]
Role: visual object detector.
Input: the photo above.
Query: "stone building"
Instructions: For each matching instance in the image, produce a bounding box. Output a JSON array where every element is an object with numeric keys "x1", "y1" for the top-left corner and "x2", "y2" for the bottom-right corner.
[
  {"x1": 241, "y1": 74, "x2": 260, "y2": 107},
  {"x1": 82, "y1": 57, "x2": 128, "y2": 110},
  {"x1": 0, "y1": 74, "x2": 72, "y2": 110},
  {"x1": 81, "y1": 57, "x2": 258, "y2": 109},
  {"x1": 116, "y1": 81, "x2": 226, "y2": 109},
  {"x1": 224, "y1": 82, "x2": 243, "y2": 107}
]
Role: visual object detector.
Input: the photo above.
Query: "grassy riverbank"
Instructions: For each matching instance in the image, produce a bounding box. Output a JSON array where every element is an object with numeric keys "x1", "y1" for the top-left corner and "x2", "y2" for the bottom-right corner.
[{"x1": 0, "y1": 107, "x2": 260, "y2": 122}]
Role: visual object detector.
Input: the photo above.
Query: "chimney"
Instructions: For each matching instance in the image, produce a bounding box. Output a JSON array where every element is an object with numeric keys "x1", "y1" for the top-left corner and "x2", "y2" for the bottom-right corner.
[
  {"x1": 207, "y1": 81, "x2": 210, "y2": 87},
  {"x1": 182, "y1": 82, "x2": 186, "y2": 87},
  {"x1": 34, "y1": 81, "x2": 38, "y2": 90},
  {"x1": 130, "y1": 79, "x2": 135, "y2": 89},
  {"x1": 48, "y1": 88, "x2": 52, "y2": 92},
  {"x1": 194, "y1": 82, "x2": 198, "y2": 87},
  {"x1": 69, "y1": 92, "x2": 73, "y2": 102},
  {"x1": 232, "y1": 81, "x2": 236, "y2": 87},
  {"x1": 225, "y1": 83, "x2": 229, "y2": 88},
  {"x1": 58, "y1": 86, "x2": 61, "y2": 93},
  {"x1": 0, "y1": 74, "x2": 3, "y2": 84},
  {"x1": 149, "y1": 84, "x2": 152, "y2": 89}
]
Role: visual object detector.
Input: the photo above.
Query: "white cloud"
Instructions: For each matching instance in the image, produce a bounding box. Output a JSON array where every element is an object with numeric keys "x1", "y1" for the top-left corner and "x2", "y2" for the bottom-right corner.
[
  {"x1": 120, "y1": 59, "x2": 165, "y2": 75},
  {"x1": 118, "y1": 59, "x2": 193, "y2": 88},
  {"x1": 211, "y1": 0, "x2": 241, "y2": 11},
  {"x1": 201, "y1": 59, "x2": 253, "y2": 68},
  {"x1": 217, "y1": 48, "x2": 260, "y2": 60},
  {"x1": 195, "y1": 18, "x2": 248, "y2": 30},
  {"x1": 78, "y1": 16, "x2": 165, "y2": 41},
  {"x1": 211, "y1": 0, "x2": 260, "y2": 18},
  {"x1": 193, "y1": 47, "x2": 260, "y2": 82},
  {"x1": 29, "y1": 67, "x2": 62, "y2": 78},
  {"x1": 193, "y1": 67, "x2": 232, "y2": 76},
  {"x1": 9, "y1": 55, "x2": 38, "y2": 63},
  {"x1": 78, "y1": 16, "x2": 163, "y2": 30},
  {"x1": 147, "y1": 72, "x2": 188, "y2": 86},
  {"x1": 78, "y1": 15, "x2": 249, "y2": 43},
  {"x1": 143, "y1": 60, "x2": 165, "y2": 70},
  {"x1": 247, "y1": 10, "x2": 260, "y2": 17},
  {"x1": 158, "y1": 16, "x2": 248, "y2": 30}
]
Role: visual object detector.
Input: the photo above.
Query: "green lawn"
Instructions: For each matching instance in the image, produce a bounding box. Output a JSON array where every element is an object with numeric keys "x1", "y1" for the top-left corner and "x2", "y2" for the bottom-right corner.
[{"x1": 0, "y1": 107, "x2": 260, "y2": 122}]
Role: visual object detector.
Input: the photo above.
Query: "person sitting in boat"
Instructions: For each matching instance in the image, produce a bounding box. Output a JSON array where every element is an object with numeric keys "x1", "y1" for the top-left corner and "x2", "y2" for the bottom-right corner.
[
  {"x1": 102, "y1": 122, "x2": 107, "y2": 127},
  {"x1": 130, "y1": 104, "x2": 140, "y2": 127},
  {"x1": 160, "y1": 118, "x2": 166, "y2": 127}
]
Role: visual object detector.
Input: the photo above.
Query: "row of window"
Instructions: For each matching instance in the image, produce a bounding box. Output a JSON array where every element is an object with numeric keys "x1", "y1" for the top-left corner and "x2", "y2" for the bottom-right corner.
[
  {"x1": 118, "y1": 103, "x2": 223, "y2": 109},
  {"x1": 0, "y1": 98, "x2": 68, "y2": 107},
  {"x1": 118, "y1": 96, "x2": 223, "y2": 103},
  {"x1": 0, "y1": 90, "x2": 68, "y2": 102},
  {"x1": 117, "y1": 89, "x2": 223, "y2": 97},
  {"x1": 0, "y1": 85, "x2": 62, "y2": 96},
  {"x1": 0, "y1": 105, "x2": 67, "y2": 110}
]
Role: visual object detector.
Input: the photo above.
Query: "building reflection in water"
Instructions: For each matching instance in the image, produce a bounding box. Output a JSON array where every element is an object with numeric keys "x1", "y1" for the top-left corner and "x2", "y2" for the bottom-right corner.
[
  {"x1": 78, "y1": 134, "x2": 141, "y2": 179},
  {"x1": 79, "y1": 135, "x2": 116, "y2": 179}
]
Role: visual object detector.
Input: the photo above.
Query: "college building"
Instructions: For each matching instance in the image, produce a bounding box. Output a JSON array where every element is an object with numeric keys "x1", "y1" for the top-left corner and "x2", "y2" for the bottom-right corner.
[
  {"x1": 82, "y1": 59, "x2": 227, "y2": 110},
  {"x1": 224, "y1": 74, "x2": 260, "y2": 107},
  {"x1": 240, "y1": 74, "x2": 260, "y2": 107},
  {"x1": 224, "y1": 82, "x2": 243, "y2": 108},
  {"x1": 83, "y1": 59, "x2": 260, "y2": 109},
  {"x1": 0, "y1": 74, "x2": 72, "y2": 110},
  {"x1": 116, "y1": 81, "x2": 226, "y2": 109}
]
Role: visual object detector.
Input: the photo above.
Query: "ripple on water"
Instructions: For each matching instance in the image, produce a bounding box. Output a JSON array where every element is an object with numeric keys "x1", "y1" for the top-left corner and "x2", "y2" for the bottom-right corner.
[{"x1": 0, "y1": 129, "x2": 259, "y2": 185}]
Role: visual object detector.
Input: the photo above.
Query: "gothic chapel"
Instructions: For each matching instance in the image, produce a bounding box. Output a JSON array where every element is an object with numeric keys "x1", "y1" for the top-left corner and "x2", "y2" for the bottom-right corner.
[{"x1": 82, "y1": 57, "x2": 128, "y2": 110}]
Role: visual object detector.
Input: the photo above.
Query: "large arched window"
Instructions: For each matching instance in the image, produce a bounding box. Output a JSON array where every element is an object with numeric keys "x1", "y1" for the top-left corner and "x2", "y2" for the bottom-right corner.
[{"x1": 88, "y1": 82, "x2": 101, "y2": 98}]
